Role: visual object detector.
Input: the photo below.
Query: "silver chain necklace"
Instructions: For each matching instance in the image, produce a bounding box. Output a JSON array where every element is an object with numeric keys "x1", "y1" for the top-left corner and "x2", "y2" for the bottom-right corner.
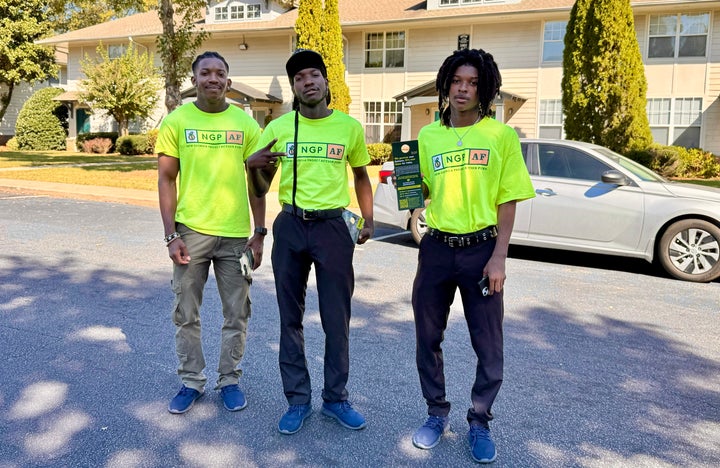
[{"x1": 450, "y1": 114, "x2": 481, "y2": 146}]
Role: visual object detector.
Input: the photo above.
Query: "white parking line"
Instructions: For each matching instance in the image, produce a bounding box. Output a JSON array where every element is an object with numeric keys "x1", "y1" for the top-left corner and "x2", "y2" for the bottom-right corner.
[{"x1": 368, "y1": 231, "x2": 409, "y2": 243}]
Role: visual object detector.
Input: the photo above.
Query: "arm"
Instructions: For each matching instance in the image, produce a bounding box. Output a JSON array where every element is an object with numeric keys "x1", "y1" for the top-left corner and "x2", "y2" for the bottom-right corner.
[
  {"x1": 484, "y1": 200, "x2": 517, "y2": 294},
  {"x1": 246, "y1": 189, "x2": 266, "y2": 269},
  {"x1": 157, "y1": 154, "x2": 190, "y2": 265},
  {"x1": 352, "y1": 165, "x2": 374, "y2": 244},
  {"x1": 246, "y1": 138, "x2": 283, "y2": 197}
]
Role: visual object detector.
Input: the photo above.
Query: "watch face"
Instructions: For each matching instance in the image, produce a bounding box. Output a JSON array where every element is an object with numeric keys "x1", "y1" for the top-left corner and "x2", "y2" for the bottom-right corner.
[{"x1": 255, "y1": 227, "x2": 267, "y2": 235}]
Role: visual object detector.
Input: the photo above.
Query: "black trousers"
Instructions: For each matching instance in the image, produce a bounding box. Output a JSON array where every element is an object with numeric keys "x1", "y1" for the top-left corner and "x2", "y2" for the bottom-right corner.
[
  {"x1": 271, "y1": 211, "x2": 355, "y2": 405},
  {"x1": 412, "y1": 233, "x2": 504, "y2": 427}
]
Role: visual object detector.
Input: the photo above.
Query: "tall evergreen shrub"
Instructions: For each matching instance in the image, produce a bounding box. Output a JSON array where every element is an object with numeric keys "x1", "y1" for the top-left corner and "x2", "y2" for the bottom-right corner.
[
  {"x1": 15, "y1": 87, "x2": 68, "y2": 150},
  {"x1": 562, "y1": 0, "x2": 652, "y2": 153}
]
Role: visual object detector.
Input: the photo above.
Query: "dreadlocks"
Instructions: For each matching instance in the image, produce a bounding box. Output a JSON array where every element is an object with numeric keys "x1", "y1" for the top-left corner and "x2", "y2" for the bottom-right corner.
[{"x1": 435, "y1": 49, "x2": 502, "y2": 127}]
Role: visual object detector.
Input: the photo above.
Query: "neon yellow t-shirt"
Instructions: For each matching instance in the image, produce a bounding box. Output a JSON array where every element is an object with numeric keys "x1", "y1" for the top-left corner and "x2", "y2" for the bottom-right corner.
[
  {"x1": 155, "y1": 103, "x2": 261, "y2": 237},
  {"x1": 418, "y1": 117, "x2": 535, "y2": 234},
  {"x1": 257, "y1": 110, "x2": 370, "y2": 210}
]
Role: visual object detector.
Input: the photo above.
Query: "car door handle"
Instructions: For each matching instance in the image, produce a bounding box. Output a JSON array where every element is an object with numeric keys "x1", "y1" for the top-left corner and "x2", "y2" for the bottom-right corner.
[{"x1": 536, "y1": 188, "x2": 557, "y2": 197}]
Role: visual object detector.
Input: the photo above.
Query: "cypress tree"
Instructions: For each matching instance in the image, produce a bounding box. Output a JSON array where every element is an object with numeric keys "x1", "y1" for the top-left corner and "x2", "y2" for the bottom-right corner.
[
  {"x1": 321, "y1": 0, "x2": 351, "y2": 112},
  {"x1": 561, "y1": 0, "x2": 652, "y2": 153},
  {"x1": 294, "y1": 0, "x2": 323, "y2": 53}
]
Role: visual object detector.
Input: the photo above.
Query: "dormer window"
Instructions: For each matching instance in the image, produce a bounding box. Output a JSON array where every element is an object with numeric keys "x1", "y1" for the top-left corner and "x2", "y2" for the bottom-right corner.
[{"x1": 215, "y1": 2, "x2": 261, "y2": 22}]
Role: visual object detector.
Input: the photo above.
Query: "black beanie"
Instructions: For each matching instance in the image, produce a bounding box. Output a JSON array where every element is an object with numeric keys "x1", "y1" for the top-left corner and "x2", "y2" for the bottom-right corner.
[{"x1": 286, "y1": 49, "x2": 328, "y2": 83}]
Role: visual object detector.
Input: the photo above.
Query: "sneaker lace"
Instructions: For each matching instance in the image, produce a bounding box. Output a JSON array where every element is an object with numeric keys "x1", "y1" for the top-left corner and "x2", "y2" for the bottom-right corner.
[
  {"x1": 179, "y1": 386, "x2": 196, "y2": 396},
  {"x1": 423, "y1": 415, "x2": 446, "y2": 432},
  {"x1": 469, "y1": 425, "x2": 491, "y2": 442},
  {"x1": 287, "y1": 404, "x2": 307, "y2": 415},
  {"x1": 335, "y1": 401, "x2": 354, "y2": 413}
]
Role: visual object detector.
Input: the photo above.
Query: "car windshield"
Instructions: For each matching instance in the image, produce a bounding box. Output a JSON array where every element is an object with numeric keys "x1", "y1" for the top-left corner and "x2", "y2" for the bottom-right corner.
[{"x1": 594, "y1": 147, "x2": 667, "y2": 182}]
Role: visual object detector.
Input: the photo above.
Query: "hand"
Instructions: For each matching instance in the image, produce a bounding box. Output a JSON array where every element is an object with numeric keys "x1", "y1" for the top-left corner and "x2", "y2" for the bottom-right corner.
[
  {"x1": 247, "y1": 139, "x2": 285, "y2": 169},
  {"x1": 246, "y1": 234, "x2": 265, "y2": 269},
  {"x1": 168, "y1": 239, "x2": 191, "y2": 265},
  {"x1": 483, "y1": 255, "x2": 507, "y2": 295},
  {"x1": 357, "y1": 220, "x2": 374, "y2": 245}
]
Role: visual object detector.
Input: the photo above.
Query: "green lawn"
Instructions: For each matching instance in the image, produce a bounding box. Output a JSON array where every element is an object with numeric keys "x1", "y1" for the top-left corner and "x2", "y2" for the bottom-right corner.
[{"x1": 0, "y1": 150, "x2": 383, "y2": 204}]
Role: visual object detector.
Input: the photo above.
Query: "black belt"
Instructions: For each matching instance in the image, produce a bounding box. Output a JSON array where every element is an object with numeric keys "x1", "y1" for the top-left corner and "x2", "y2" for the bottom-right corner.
[
  {"x1": 282, "y1": 204, "x2": 343, "y2": 220},
  {"x1": 427, "y1": 226, "x2": 498, "y2": 247}
]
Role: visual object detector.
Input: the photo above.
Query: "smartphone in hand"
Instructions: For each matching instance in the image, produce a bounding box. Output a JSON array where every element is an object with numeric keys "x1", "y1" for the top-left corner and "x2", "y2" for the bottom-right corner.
[{"x1": 478, "y1": 276, "x2": 490, "y2": 296}]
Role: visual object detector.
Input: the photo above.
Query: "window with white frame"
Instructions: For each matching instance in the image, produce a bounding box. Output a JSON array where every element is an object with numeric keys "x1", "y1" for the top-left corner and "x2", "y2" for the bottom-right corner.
[
  {"x1": 648, "y1": 13, "x2": 709, "y2": 58},
  {"x1": 538, "y1": 99, "x2": 564, "y2": 139},
  {"x1": 364, "y1": 101, "x2": 403, "y2": 143},
  {"x1": 216, "y1": 2, "x2": 260, "y2": 21},
  {"x1": 108, "y1": 45, "x2": 129, "y2": 59},
  {"x1": 215, "y1": 6, "x2": 228, "y2": 21},
  {"x1": 543, "y1": 21, "x2": 567, "y2": 62},
  {"x1": 646, "y1": 97, "x2": 702, "y2": 148},
  {"x1": 365, "y1": 32, "x2": 405, "y2": 68}
]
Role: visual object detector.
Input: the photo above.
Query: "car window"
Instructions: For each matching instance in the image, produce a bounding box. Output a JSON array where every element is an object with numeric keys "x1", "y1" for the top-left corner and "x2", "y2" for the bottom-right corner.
[
  {"x1": 520, "y1": 142, "x2": 532, "y2": 171},
  {"x1": 538, "y1": 144, "x2": 612, "y2": 181}
]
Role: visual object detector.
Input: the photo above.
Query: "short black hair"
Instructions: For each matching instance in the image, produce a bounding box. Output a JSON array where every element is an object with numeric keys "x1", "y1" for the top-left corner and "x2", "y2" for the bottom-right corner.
[
  {"x1": 435, "y1": 48, "x2": 502, "y2": 127},
  {"x1": 191, "y1": 51, "x2": 229, "y2": 74}
]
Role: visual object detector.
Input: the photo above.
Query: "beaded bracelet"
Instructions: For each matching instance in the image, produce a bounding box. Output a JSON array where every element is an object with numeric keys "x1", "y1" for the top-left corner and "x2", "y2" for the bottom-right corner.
[{"x1": 164, "y1": 231, "x2": 181, "y2": 247}]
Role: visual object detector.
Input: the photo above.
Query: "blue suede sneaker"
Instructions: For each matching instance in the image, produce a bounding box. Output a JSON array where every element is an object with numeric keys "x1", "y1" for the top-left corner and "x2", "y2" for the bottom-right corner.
[
  {"x1": 168, "y1": 385, "x2": 203, "y2": 414},
  {"x1": 278, "y1": 404, "x2": 312, "y2": 435},
  {"x1": 468, "y1": 424, "x2": 497, "y2": 463},
  {"x1": 321, "y1": 401, "x2": 367, "y2": 430},
  {"x1": 220, "y1": 384, "x2": 247, "y2": 411},
  {"x1": 412, "y1": 415, "x2": 449, "y2": 449}
]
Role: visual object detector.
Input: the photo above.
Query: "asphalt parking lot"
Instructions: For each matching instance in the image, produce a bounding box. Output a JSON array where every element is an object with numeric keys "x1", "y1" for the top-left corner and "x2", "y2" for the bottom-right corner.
[{"x1": 1, "y1": 191, "x2": 719, "y2": 467}]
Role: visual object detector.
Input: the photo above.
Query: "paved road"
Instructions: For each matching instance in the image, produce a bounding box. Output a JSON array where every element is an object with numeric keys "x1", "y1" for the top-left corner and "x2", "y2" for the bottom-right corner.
[{"x1": 1, "y1": 190, "x2": 719, "y2": 467}]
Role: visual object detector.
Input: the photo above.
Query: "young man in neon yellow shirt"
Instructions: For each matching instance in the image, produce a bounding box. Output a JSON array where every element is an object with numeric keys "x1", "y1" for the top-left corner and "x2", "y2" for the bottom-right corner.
[
  {"x1": 156, "y1": 52, "x2": 267, "y2": 415},
  {"x1": 247, "y1": 49, "x2": 374, "y2": 435},
  {"x1": 411, "y1": 49, "x2": 535, "y2": 463}
]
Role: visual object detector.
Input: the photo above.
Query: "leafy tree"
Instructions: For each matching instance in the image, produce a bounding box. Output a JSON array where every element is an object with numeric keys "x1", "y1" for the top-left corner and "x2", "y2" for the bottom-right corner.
[
  {"x1": 79, "y1": 43, "x2": 162, "y2": 135},
  {"x1": 15, "y1": 87, "x2": 68, "y2": 150},
  {"x1": 157, "y1": 0, "x2": 208, "y2": 113},
  {"x1": 320, "y1": 0, "x2": 351, "y2": 113},
  {"x1": 562, "y1": 0, "x2": 652, "y2": 153},
  {"x1": 0, "y1": 0, "x2": 59, "y2": 124},
  {"x1": 295, "y1": 0, "x2": 351, "y2": 112},
  {"x1": 47, "y1": 0, "x2": 155, "y2": 33}
]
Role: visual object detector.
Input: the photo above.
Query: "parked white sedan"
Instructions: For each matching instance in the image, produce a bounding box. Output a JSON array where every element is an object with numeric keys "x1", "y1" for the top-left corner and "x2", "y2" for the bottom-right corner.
[{"x1": 373, "y1": 138, "x2": 720, "y2": 283}]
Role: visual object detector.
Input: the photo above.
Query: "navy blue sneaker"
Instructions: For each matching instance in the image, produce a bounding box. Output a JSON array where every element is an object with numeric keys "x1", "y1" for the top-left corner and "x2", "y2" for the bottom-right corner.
[
  {"x1": 220, "y1": 384, "x2": 247, "y2": 411},
  {"x1": 468, "y1": 424, "x2": 497, "y2": 463},
  {"x1": 412, "y1": 415, "x2": 449, "y2": 449},
  {"x1": 168, "y1": 385, "x2": 203, "y2": 414},
  {"x1": 278, "y1": 404, "x2": 312, "y2": 434},
  {"x1": 321, "y1": 401, "x2": 367, "y2": 430}
]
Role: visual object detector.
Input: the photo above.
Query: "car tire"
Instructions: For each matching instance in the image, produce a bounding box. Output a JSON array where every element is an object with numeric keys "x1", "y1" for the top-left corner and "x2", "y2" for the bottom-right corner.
[
  {"x1": 658, "y1": 219, "x2": 720, "y2": 282},
  {"x1": 410, "y1": 207, "x2": 427, "y2": 245}
]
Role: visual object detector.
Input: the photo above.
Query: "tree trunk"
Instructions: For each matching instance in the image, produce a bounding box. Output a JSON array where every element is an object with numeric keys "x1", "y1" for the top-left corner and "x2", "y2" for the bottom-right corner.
[
  {"x1": 0, "y1": 82, "x2": 15, "y2": 125},
  {"x1": 159, "y1": 0, "x2": 182, "y2": 113}
]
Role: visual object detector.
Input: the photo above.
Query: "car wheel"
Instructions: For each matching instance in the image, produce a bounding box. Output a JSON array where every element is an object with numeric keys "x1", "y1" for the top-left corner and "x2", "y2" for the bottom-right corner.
[
  {"x1": 658, "y1": 219, "x2": 720, "y2": 282},
  {"x1": 410, "y1": 207, "x2": 427, "y2": 245}
]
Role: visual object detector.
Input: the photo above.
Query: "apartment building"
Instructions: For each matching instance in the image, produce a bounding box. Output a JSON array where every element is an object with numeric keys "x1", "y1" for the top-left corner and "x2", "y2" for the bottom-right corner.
[{"x1": 36, "y1": 0, "x2": 720, "y2": 154}]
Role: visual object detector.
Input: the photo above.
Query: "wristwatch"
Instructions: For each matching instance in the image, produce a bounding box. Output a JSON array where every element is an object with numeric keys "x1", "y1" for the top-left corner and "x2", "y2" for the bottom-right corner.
[{"x1": 254, "y1": 227, "x2": 268, "y2": 236}]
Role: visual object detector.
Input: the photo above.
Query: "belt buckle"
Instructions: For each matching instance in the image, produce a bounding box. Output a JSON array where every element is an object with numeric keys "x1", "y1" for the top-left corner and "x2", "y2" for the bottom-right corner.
[
  {"x1": 447, "y1": 236, "x2": 459, "y2": 247},
  {"x1": 302, "y1": 209, "x2": 317, "y2": 220}
]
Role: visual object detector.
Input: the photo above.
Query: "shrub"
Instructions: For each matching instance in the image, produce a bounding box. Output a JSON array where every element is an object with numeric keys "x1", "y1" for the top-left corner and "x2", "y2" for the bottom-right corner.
[
  {"x1": 81, "y1": 138, "x2": 113, "y2": 154},
  {"x1": 625, "y1": 144, "x2": 720, "y2": 178},
  {"x1": 77, "y1": 132, "x2": 119, "y2": 152},
  {"x1": 5, "y1": 137, "x2": 19, "y2": 150},
  {"x1": 15, "y1": 87, "x2": 68, "y2": 150},
  {"x1": 145, "y1": 129, "x2": 159, "y2": 154},
  {"x1": 116, "y1": 134, "x2": 150, "y2": 155},
  {"x1": 366, "y1": 143, "x2": 392, "y2": 165}
]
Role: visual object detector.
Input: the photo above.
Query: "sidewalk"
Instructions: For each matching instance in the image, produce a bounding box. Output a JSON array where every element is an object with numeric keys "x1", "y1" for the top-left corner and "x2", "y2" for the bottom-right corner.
[{"x1": 0, "y1": 177, "x2": 282, "y2": 219}]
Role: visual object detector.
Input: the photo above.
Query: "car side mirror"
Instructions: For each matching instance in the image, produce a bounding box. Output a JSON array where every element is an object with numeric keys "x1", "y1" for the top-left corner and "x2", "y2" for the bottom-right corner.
[{"x1": 601, "y1": 170, "x2": 629, "y2": 186}]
